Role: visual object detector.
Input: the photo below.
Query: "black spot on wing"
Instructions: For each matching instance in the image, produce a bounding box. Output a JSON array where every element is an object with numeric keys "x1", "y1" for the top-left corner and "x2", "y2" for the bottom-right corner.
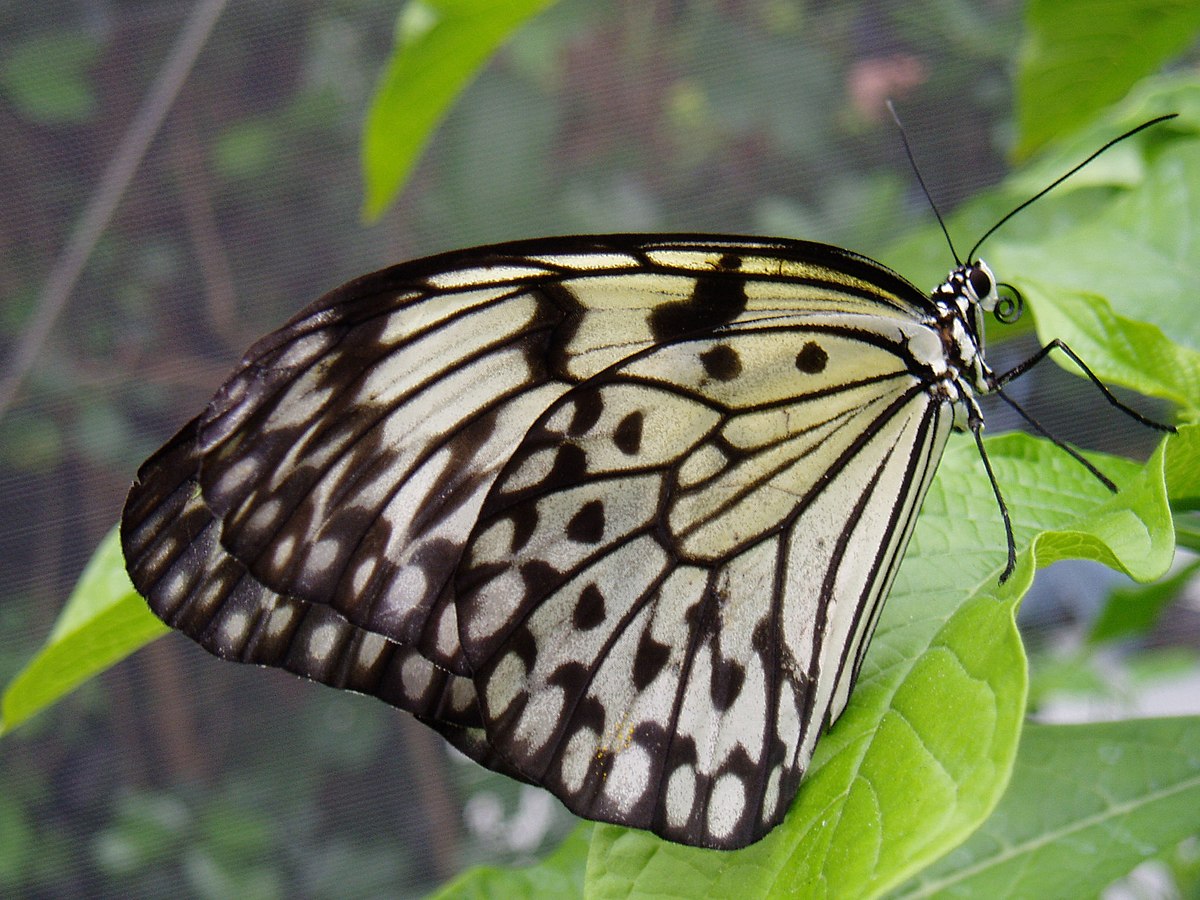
[
  {"x1": 795, "y1": 341, "x2": 829, "y2": 374},
  {"x1": 568, "y1": 388, "x2": 604, "y2": 436},
  {"x1": 572, "y1": 694, "x2": 608, "y2": 734},
  {"x1": 518, "y1": 559, "x2": 560, "y2": 598},
  {"x1": 632, "y1": 632, "x2": 671, "y2": 691},
  {"x1": 648, "y1": 272, "x2": 748, "y2": 343},
  {"x1": 545, "y1": 657, "x2": 587, "y2": 697},
  {"x1": 508, "y1": 626, "x2": 538, "y2": 668},
  {"x1": 709, "y1": 655, "x2": 746, "y2": 712},
  {"x1": 613, "y1": 411, "x2": 644, "y2": 456},
  {"x1": 508, "y1": 504, "x2": 539, "y2": 554},
  {"x1": 572, "y1": 583, "x2": 607, "y2": 630},
  {"x1": 699, "y1": 344, "x2": 742, "y2": 381},
  {"x1": 566, "y1": 499, "x2": 605, "y2": 544},
  {"x1": 542, "y1": 443, "x2": 589, "y2": 493}
]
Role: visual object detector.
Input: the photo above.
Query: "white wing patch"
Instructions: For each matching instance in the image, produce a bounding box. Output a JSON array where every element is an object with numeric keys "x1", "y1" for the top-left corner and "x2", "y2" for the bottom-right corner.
[{"x1": 122, "y1": 236, "x2": 956, "y2": 849}]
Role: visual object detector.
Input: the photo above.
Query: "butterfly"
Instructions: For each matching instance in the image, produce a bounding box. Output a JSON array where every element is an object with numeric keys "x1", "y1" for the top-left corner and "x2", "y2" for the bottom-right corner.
[{"x1": 120, "y1": 115, "x2": 1175, "y2": 850}]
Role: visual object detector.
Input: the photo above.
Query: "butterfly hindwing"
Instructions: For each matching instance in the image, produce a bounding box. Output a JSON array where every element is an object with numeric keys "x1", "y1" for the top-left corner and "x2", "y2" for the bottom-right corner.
[{"x1": 120, "y1": 421, "x2": 493, "y2": 749}]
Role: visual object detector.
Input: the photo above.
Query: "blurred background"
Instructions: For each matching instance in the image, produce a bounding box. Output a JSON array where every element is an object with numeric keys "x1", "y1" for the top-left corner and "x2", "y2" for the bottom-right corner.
[{"x1": 2, "y1": 1, "x2": 1197, "y2": 896}]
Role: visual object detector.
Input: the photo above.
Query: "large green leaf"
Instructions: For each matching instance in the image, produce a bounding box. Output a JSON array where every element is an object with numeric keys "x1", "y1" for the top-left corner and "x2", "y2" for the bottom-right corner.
[
  {"x1": 361, "y1": 0, "x2": 559, "y2": 220},
  {"x1": 1016, "y1": 0, "x2": 1200, "y2": 155},
  {"x1": 891, "y1": 717, "x2": 1200, "y2": 897}
]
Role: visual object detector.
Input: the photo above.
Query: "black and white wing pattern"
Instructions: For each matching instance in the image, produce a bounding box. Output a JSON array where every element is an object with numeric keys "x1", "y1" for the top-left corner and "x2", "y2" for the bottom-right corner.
[{"x1": 122, "y1": 235, "x2": 965, "y2": 849}]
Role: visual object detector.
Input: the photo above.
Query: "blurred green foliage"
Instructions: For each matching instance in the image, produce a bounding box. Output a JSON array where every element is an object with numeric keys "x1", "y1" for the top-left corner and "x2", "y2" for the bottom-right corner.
[
  {"x1": 0, "y1": 29, "x2": 103, "y2": 124},
  {"x1": 1017, "y1": 0, "x2": 1200, "y2": 155}
]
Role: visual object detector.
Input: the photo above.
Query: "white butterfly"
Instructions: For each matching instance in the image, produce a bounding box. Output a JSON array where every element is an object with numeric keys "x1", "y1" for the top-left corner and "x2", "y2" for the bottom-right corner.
[{"x1": 121, "y1": 119, "x2": 1174, "y2": 850}]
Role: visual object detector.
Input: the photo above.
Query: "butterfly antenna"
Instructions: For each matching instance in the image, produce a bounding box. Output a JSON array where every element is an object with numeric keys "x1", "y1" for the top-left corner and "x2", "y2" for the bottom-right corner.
[
  {"x1": 888, "y1": 100, "x2": 962, "y2": 265},
  {"x1": 967, "y1": 113, "x2": 1177, "y2": 262}
]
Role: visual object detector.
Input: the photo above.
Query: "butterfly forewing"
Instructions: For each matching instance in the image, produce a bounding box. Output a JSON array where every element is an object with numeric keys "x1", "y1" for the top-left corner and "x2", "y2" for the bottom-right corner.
[
  {"x1": 122, "y1": 235, "x2": 957, "y2": 850},
  {"x1": 452, "y1": 270, "x2": 954, "y2": 846}
]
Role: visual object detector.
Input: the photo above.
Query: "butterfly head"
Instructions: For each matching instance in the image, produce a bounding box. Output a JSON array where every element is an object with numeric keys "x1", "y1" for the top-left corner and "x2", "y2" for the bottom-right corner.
[
  {"x1": 936, "y1": 258, "x2": 1024, "y2": 330},
  {"x1": 933, "y1": 257, "x2": 988, "y2": 315},
  {"x1": 937, "y1": 259, "x2": 998, "y2": 313}
]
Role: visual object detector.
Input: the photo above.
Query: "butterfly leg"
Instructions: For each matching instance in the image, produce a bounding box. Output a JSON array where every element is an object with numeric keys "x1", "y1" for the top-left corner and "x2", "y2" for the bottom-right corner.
[
  {"x1": 990, "y1": 338, "x2": 1175, "y2": 433},
  {"x1": 968, "y1": 416, "x2": 1017, "y2": 584},
  {"x1": 991, "y1": 388, "x2": 1117, "y2": 491},
  {"x1": 954, "y1": 382, "x2": 1018, "y2": 583},
  {"x1": 979, "y1": 336, "x2": 1176, "y2": 582}
]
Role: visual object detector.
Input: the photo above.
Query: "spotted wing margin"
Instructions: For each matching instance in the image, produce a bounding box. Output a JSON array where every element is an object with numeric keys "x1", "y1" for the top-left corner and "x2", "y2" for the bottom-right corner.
[
  {"x1": 118, "y1": 418, "x2": 538, "y2": 773},
  {"x1": 454, "y1": 314, "x2": 954, "y2": 849},
  {"x1": 183, "y1": 235, "x2": 931, "y2": 676}
]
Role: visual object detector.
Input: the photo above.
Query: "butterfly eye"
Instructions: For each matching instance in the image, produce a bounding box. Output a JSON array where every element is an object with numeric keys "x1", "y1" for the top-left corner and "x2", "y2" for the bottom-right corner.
[{"x1": 967, "y1": 266, "x2": 993, "y2": 302}]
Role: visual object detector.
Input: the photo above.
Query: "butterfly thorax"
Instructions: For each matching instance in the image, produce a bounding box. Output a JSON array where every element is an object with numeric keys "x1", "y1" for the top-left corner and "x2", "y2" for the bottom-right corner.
[{"x1": 929, "y1": 259, "x2": 1000, "y2": 425}]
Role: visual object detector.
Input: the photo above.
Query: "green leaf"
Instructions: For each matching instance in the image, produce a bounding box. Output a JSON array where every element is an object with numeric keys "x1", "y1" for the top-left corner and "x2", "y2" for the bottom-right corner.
[
  {"x1": 1166, "y1": 412, "x2": 1200, "y2": 505},
  {"x1": 582, "y1": 429, "x2": 1174, "y2": 899},
  {"x1": 1017, "y1": 287, "x2": 1199, "y2": 413},
  {"x1": 430, "y1": 824, "x2": 590, "y2": 899},
  {"x1": 1016, "y1": 0, "x2": 1200, "y2": 155},
  {"x1": 891, "y1": 717, "x2": 1200, "y2": 897},
  {"x1": 0, "y1": 528, "x2": 168, "y2": 736},
  {"x1": 361, "y1": 0, "x2": 560, "y2": 220}
]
